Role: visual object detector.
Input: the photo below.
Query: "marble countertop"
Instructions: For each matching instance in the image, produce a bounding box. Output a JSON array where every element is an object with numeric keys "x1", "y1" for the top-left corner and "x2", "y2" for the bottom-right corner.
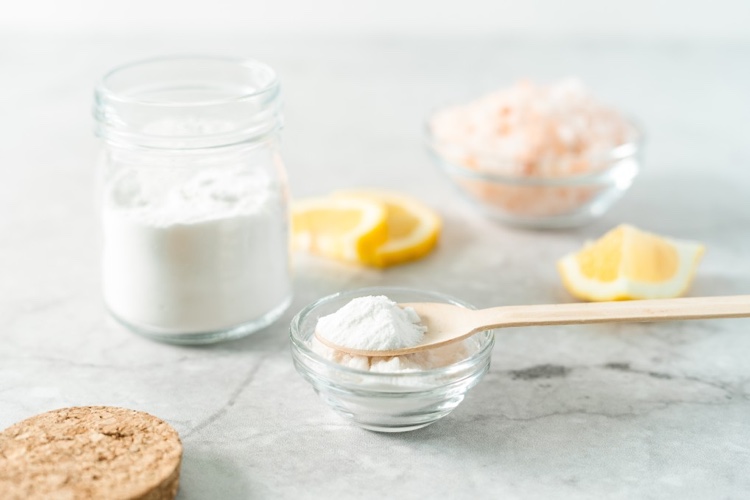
[{"x1": 2, "y1": 35, "x2": 749, "y2": 499}]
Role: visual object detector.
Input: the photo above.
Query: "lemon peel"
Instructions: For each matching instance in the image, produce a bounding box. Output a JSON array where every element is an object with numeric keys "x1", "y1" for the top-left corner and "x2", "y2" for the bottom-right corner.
[{"x1": 334, "y1": 190, "x2": 441, "y2": 268}]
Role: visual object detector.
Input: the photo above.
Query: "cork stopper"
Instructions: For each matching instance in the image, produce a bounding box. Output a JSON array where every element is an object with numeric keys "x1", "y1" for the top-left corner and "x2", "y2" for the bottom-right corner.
[{"x1": 0, "y1": 406, "x2": 183, "y2": 500}]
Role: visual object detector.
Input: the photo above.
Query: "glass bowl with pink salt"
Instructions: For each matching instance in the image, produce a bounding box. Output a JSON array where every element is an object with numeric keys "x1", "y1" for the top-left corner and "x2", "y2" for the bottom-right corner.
[{"x1": 426, "y1": 79, "x2": 642, "y2": 228}]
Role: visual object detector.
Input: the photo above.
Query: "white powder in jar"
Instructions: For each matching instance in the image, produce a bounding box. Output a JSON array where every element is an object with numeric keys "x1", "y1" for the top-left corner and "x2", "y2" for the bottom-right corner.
[
  {"x1": 312, "y1": 295, "x2": 474, "y2": 373},
  {"x1": 102, "y1": 166, "x2": 291, "y2": 334}
]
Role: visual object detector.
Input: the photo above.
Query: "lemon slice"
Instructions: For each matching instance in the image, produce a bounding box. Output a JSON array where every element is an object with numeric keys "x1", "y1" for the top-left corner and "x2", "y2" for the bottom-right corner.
[
  {"x1": 558, "y1": 224, "x2": 705, "y2": 301},
  {"x1": 335, "y1": 190, "x2": 442, "y2": 268},
  {"x1": 291, "y1": 197, "x2": 388, "y2": 263}
]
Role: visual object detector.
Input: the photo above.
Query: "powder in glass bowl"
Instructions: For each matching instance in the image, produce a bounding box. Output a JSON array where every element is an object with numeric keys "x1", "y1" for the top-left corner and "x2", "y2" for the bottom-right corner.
[
  {"x1": 315, "y1": 295, "x2": 427, "y2": 351},
  {"x1": 313, "y1": 295, "x2": 473, "y2": 374}
]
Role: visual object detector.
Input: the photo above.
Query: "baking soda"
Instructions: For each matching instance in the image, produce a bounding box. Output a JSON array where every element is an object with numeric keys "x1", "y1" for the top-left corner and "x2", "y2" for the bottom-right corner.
[
  {"x1": 313, "y1": 295, "x2": 472, "y2": 373},
  {"x1": 310, "y1": 336, "x2": 473, "y2": 374},
  {"x1": 316, "y1": 295, "x2": 426, "y2": 351},
  {"x1": 102, "y1": 166, "x2": 290, "y2": 334}
]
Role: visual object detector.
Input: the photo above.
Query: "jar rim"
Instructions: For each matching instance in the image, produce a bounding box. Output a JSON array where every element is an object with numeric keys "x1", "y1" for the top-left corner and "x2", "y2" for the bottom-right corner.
[
  {"x1": 96, "y1": 55, "x2": 280, "y2": 107},
  {"x1": 94, "y1": 55, "x2": 283, "y2": 149}
]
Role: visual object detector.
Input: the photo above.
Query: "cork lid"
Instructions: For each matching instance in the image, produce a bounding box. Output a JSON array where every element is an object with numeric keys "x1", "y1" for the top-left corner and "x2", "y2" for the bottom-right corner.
[{"x1": 0, "y1": 406, "x2": 183, "y2": 500}]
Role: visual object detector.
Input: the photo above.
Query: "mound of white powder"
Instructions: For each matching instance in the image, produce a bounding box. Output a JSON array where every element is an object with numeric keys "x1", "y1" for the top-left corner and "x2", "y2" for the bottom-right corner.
[
  {"x1": 316, "y1": 296, "x2": 427, "y2": 351},
  {"x1": 311, "y1": 295, "x2": 476, "y2": 374}
]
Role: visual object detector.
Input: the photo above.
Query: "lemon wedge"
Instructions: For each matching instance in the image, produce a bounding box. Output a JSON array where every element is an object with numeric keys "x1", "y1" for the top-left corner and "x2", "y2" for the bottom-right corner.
[
  {"x1": 335, "y1": 190, "x2": 442, "y2": 268},
  {"x1": 558, "y1": 224, "x2": 705, "y2": 301},
  {"x1": 291, "y1": 197, "x2": 388, "y2": 263}
]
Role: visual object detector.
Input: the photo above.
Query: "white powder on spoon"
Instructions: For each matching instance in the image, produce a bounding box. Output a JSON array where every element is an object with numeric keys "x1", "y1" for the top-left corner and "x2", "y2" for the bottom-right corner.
[
  {"x1": 312, "y1": 295, "x2": 476, "y2": 374},
  {"x1": 316, "y1": 296, "x2": 427, "y2": 351}
]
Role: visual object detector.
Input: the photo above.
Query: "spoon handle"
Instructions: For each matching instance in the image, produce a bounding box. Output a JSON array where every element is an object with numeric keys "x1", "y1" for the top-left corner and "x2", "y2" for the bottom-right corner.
[{"x1": 474, "y1": 295, "x2": 750, "y2": 330}]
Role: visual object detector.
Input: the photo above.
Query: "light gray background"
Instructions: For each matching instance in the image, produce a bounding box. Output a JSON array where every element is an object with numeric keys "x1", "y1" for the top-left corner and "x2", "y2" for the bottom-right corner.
[
  {"x1": 1, "y1": 4, "x2": 750, "y2": 499},
  {"x1": 3, "y1": 0, "x2": 750, "y2": 40}
]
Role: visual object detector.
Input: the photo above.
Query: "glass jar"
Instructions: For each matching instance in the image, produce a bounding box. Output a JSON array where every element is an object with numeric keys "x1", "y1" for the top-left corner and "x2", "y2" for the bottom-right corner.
[{"x1": 94, "y1": 56, "x2": 292, "y2": 344}]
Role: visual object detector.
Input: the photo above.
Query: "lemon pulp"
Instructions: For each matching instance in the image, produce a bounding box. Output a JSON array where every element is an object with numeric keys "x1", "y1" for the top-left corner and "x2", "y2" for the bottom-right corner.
[
  {"x1": 559, "y1": 225, "x2": 704, "y2": 301},
  {"x1": 291, "y1": 197, "x2": 388, "y2": 263}
]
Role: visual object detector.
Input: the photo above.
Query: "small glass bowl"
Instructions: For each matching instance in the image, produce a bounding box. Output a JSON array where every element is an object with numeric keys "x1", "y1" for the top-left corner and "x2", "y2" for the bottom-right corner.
[
  {"x1": 290, "y1": 287, "x2": 495, "y2": 433},
  {"x1": 425, "y1": 117, "x2": 643, "y2": 229}
]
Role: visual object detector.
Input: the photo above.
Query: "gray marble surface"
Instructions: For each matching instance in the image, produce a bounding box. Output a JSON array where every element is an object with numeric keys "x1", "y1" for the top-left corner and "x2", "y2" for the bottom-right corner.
[{"x1": 2, "y1": 35, "x2": 750, "y2": 499}]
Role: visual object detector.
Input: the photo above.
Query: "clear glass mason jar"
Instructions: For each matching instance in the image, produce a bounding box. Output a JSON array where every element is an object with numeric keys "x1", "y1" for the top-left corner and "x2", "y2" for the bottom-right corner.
[{"x1": 94, "y1": 56, "x2": 292, "y2": 344}]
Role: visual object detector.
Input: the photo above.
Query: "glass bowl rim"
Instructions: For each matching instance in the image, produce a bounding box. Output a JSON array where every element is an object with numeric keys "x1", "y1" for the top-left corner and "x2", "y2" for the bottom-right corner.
[
  {"x1": 96, "y1": 55, "x2": 281, "y2": 108},
  {"x1": 424, "y1": 109, "x2": 644, "y2": 187},
  {"x1": 289, "y1": 286, "x2": 495, "y2": 380}
]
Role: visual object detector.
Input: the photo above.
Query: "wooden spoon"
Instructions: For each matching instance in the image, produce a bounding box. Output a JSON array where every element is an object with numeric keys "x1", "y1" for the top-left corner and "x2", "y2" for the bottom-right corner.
[{"x1": 315, "y1": 295, "x2": 750, "y2": 357}]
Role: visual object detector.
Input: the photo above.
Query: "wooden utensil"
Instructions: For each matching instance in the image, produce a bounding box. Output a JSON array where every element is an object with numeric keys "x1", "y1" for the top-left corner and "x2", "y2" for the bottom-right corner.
[{"x1": 315, "y1": 295, "x2": 750, "y2": 357}]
